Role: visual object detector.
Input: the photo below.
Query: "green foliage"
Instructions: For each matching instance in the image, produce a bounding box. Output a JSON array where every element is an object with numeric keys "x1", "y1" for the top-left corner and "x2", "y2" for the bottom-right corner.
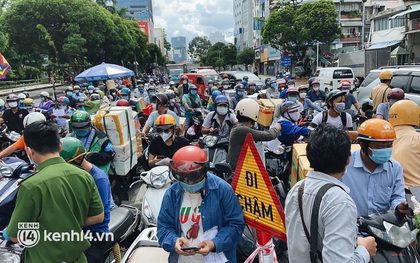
[
  {"x1": 222, "y1": 43, "x2": 238, "y2": 67},
  {"x1": 200, "y1": 42, "x2": 237, "y2": 68},
  {"x1": 262, "y1": 0, "x2": 340, "y2": 58},
  {"x1": 188, "y1": 36, "x2": 212, "y2": 59},
  {"x1": 164, "y1": 38, "x2": 171, "y2": 52},
  {"x1": 237, "y1": 48, "x2": 255, "y2": 66},
  {"x1": 0, "y1": 0, "x2": 148, "y2": 79}
]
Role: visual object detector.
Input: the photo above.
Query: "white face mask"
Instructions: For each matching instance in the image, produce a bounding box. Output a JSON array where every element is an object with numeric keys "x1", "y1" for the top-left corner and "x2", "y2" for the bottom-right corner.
[
  {"x1": 8, "y1": 102, "x2": 18, "y2": 108},
  {"x1": 287, "y1": 111, "x2": 300, "y2": 122},
  {"x1": 216, "y1": 106, "x2": 228, "y2": 116},
  {"x1": 313, "y1": 87, "x2": 320, "y2": 92},
  {"x1": 183, "y1": 80, "x2": 188, "y2": 84},
  {"x1": 223, "y1": 85, "x2": 229, "y2": 89},
  {"x1": 159, "y1": 131, "x2": 173, "y2": 142},
  {"x1": 299, "y1": 93, "x2": 307, "y2": 98}
]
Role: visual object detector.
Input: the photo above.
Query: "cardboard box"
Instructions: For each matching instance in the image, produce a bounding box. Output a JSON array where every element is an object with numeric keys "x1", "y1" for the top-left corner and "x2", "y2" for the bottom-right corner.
[
  {"x1": 113, "y1": 136, "x2": 137, "y2": 160},
  {"x1": 136, "y1": 132, "x2": 143, "y2": 159},
  {"x1": 257, "y1": 99, "x2": 283, "y2": 127},
  {"x1": 290, "y1": 143, "x2": 361, "y2": 187},
  {"x1": 259, "y1": 99, "x2": 283, "y2": 108}
]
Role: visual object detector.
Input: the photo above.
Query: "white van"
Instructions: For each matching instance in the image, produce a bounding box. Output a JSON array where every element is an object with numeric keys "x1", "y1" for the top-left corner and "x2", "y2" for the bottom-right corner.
[{"x1": 314, "y1": 67, "x2": 355, "y2": 91}]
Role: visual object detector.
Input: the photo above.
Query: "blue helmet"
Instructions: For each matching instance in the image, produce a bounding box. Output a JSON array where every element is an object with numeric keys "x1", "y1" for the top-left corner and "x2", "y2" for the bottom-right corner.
[
  {"x1": 88, "y1": 85, "x2": 95, "y2": 90},
  {"x1": 211, "y1": 90, "x2": 222, "y2": 101},
  {"x1": 90, "y1": 94, "x2": 100, "y2": 101},
  {"x1": 188, "y1": 84, "x2": 198, "y2": 91},
  {"x1": 121, "y1": 87, "x2": 131, "y2": 95},
  {"x1": 241, "y1": 81, "x2": 248, "y2": 87},
  {"x1": 215, "y1": 95, "x2": 229, "y2": 105}
]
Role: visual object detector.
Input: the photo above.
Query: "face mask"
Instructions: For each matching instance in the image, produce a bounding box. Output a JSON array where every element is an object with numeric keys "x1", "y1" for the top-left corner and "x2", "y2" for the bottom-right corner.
[
  {"x1": 334, "y1": 102, "x2": 345, "y2": 113},
  {"x1": 8, "y1": 102, "x2": 18, "y2": 108},
  {"x1": 66, "y1": 92, "x2": 73, "y2": 97},
  {"x1": 88, "y1": 90, "x2": 94, "y2": 94},
  {"x1": 139, "y1": 89, "x2": 144, "y2": 93},
  {"x1": 288, "y1": 96, "x2": 297, "y2": 103},
  {"x1": 179, "y1": 178, "x2": 206, "y2": 193},
  {"x1": 216, "y1": 106, "x2": 228, "y2": 116},
  {"x1": 190, "y1": 90, "x2": 197, "y2": 96},
  {"x1": 26, "y1": 106, "x2": 33, "y2": 111},
  {"x1": 74, "y1": 90, "x2": 80, "y2": 94},
  {"x1": 40, "y1": 97, "x2": 45, "y2": 102},
  {"x1": 237, "y1": 91, "x2": 244, "y2": 97},
  {"x1": 59, "y1": 105, "x2": 66, "y2": 110},
  {"x1": 111, "y1": 92, "x2": 116, "y2": 96},
  {"x1": 287, "y1": 111, "x2": 300, "y2": 122},
  {"x1": 149, "y1": 92, "x2": 155, "y2": 97},
  {"x1": 78, "y1": 106, "x2": 85, "y2": 111},
  {"x1": 122, "y1": 96, "x2": 129, "y2": 100},
  {"x1": 389, "y1": 99, "x2": 397, "y2": 106},
  {"x1": 369, "y1": 147, "x2": 393, "y2": 164},
  {"x1": 209, "y1": 84, "x2": 213, "y2": 88},
  {"x1": 75, "y1": 129, "x2": 90, "y2": 137},
  {"x1": 313, "y1": 87, "x2": 320, "y2": 92},
  {"x1": 26, "y1": 147, "x2": 38, "y2": 167},
  {"x1": 299, "y1": 93, "x2": 307, "y2": 99},
  {"x1": 183, "y1": 80, "x2": 188, "y2": 84},
  {"x1": 223, "y1": 85, "x2": 229, "y2": 89},
  {"x1": 271, "y1": 83, "x2": 277, "y2": 88},
  {"x1": 159, "y1": 131, "x2": 173, "y2": 142}
]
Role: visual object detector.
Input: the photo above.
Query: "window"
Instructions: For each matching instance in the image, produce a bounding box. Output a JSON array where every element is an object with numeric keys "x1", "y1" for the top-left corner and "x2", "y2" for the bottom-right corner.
[
  {"x1": 333, "y1": 69, "x2": 353, "y2": 79},
  {"x1": 374, "y1": 17, "x2": 389, "y2": 31},
  {"x1": 197, "y1": 77, "x2": 204, "y2": 84},
  {"x1": 391, "y1": 15, "x2": 406, "y2": 28},
  {"x1": 410, "y1": 76, "x2": 420, "y2": 94},
  {"x1": 390, "y1": 75, "x2": 410, "y2": 92}
]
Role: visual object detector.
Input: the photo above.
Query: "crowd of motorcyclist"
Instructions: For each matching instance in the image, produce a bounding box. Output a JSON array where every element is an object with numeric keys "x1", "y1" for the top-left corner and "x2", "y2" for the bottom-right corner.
[{"x1": 0, "y1": 69, "x2": 419, "y2": 262}]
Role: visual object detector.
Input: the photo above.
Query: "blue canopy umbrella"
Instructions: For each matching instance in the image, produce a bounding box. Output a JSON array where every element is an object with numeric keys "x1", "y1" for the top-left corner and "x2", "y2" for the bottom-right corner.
[{"x1": 75, "y1": 62, "x2": 134, "y2": 81}]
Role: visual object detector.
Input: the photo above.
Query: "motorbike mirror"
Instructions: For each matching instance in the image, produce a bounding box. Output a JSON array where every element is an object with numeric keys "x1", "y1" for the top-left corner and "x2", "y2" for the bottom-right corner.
[{"x1": 214, "y1": 163, "x2": 233, "y2": 174}]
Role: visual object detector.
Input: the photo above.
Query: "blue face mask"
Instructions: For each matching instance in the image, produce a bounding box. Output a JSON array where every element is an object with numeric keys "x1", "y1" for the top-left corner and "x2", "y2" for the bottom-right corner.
[
  {"x1": 190, "y1": 90, "x2": 197, "y2": 96},
  {"x1": 66, "y1": 92, "x2": 73, "y2": 97},
  {"x1": 369, "y1": 147, "x2": 393, "y2": 164},
  {"x1": 209, "y1": 84, "x2": 213, "y2": 88},
  {"x1": 75, "y1": 129, "x2": 90, "y2": 137},
  {"x1": 288, "y1": 96, "x2": 297, "y2": 103},
  {"x1": 237, "y1": 91, "x2": 244, "y2": 97},
  {"x1": 78, "y1": 106, "x2": 85, "y2": 111},
  {"x1": 74, "y1": 90, "x2": 80, "y2": 94},
  {"x1": 179, "y1": 178, "x2": 206, "y2": 193},
  {"x1": 271, "y1": 83, "x2": 277, "y2": 88},
  {"x1": 40, "y1": 97, "x2": 45, "y2": 102},
  {"x1": 149, "y1": 92, "x2": 155, "y2": 96},
  {"x1": 139, "y1": 89, "x2": 144, "y2": 93},
  {"x1": 122, "y1": 96, "x2": 129, "y2": 100}
]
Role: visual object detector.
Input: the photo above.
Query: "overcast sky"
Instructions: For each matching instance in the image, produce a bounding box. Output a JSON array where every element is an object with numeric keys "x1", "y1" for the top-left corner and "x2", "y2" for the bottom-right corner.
[{"x1": 153, "y1": 0, "x2": 234, "y2": 45}]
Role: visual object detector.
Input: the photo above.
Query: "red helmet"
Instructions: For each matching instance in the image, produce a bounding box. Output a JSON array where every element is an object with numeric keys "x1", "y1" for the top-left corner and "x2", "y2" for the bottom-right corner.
[
  {"x1": 311, "y1": 79, "x2": 320, "y2": 85},
  {"x1": 387, "y1": 88, "x2": 405, "y2": 100},
  {"x1": 170, "y1": 146, "x2": 208, "y2": 184},
  {"x1": 181, "y1": 74, "x2": 188, "y2": 80},
  {"x1": 339, "y1": 79, "x2": 351, "y2": 88},
  {"x1": 116, "y1": 99, "x2": 129, "y2": 106}
]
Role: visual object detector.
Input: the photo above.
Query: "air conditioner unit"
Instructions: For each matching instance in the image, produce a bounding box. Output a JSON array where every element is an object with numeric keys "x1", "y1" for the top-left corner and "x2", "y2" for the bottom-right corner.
[{"x1": 356, "y1": 32, "x2": 361, "y2": 37}]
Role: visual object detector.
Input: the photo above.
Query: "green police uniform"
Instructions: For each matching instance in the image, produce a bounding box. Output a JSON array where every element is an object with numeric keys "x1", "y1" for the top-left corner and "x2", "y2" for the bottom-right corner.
[{"x1": 7, "y1": 157, "x2": 104, "y2": 263}]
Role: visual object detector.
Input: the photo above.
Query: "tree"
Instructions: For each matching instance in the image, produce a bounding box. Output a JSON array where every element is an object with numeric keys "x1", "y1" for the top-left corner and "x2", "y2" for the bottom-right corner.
[
  {"x1": 262, "y1": 0, "x2": 340, "y2": 59},
  {"x1": 146, "y1": 43, "x2": 165, "y2": 72},
  {"x1": 222, "y1": 43, "x2": 237, "y2": 67},
  {"x1": 188, "y1": 36, "x2": 212, "y2": 59},
  {"x1": 237, "y1": 48, "x2": 255, "y2": 70},
  {"x1": 164, "y1": 38, "x2": 171, "y2": 53}
]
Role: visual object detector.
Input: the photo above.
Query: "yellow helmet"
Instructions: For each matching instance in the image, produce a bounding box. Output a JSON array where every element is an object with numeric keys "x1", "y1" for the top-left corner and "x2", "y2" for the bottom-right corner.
[
  {"x1": 73, "y1": 85, "x2": 81, "y2": 90},
  {"x1": 388, "y1": 100, "x2": 420, "y2": 127},
  {"x1": 379, "y1": 70, "x2": 393, "y2": 81},
  {"x1": 154, "y1": 114, "x2": 176, "y2": 130}
]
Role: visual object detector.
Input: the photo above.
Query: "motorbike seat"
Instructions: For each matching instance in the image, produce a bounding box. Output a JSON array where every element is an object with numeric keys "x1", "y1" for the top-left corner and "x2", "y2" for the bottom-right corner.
[
  {"x1": 103, "y1": 206, "x2": 135, "y2": 249},
  {"x1": 127, "y1": 247, "x2": 169, "y2": 263}
]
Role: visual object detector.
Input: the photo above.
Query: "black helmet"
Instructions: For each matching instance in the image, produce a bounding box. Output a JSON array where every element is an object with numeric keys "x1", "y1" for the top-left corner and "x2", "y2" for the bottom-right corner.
[
  {"x1": 151, "y1": 92, "x2": 169, "y2": 106},
  {"x1": 234, "y1": 84, "x2": 245, "y2": 91}
]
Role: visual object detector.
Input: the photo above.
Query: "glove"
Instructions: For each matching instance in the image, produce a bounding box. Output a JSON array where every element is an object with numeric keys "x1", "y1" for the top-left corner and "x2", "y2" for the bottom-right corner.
[
  {"x1": 411, "y1": 196, "x2": 420, "y2": 215},
  {"x1": 2, "y1": 227, "x2": 11, "y2": 241}
]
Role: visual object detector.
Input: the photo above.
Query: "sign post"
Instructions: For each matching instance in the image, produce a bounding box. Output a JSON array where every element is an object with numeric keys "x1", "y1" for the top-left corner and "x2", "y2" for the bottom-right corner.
[{"x1": 231, "y1": 133, "x2": 287, "y2": 263}]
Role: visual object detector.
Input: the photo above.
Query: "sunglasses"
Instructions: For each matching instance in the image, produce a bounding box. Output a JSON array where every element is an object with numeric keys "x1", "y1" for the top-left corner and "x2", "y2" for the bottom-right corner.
[{"x1": 156, "y1": 128, "x2": 171, "y2": 133}]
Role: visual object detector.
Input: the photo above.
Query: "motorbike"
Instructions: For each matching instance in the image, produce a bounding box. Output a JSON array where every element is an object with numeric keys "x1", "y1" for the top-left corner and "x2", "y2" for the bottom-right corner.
[
  {"x1": 198, "y1": 134, "x2": 229, "y2": 171},
  {"x1": 0, "y1": 124, "x2": 21, "y2": 151},
  {"x1": 119, "y1": 227, "x2": 169, "y2": 263},
  {"x1": 358, "y1": 210, "x2": 420, "y2": 262},
  {"x1": 0, "y1": 157, "x2": 34, "y2": 230},
  {"x1": 185, "y1": 107, "x2": 205, "y2": 142},
  {"x1": 138, "y1": 166, "x2": 173, "y2": 231}
]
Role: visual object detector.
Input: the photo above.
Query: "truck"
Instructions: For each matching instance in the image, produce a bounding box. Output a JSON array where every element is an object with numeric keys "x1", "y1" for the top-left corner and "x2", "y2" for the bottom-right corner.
[{"x1": 338, "y1": 50, "x2": 365, "y2": 84}]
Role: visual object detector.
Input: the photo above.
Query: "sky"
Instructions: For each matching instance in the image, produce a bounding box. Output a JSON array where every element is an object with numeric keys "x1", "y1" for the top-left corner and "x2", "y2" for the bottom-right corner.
[{"x1": 153, "y1": 0, "x2": 235, "y2": 45}]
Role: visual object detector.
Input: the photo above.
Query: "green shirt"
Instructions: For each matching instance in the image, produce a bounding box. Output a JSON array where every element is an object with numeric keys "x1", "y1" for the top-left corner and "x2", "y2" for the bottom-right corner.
[
  {"x1": 84, "y1": 100, "x2": 101, "y2": 115},
  {"x1": 7, "y1": 157, "x2": 104, "y2": 263}
]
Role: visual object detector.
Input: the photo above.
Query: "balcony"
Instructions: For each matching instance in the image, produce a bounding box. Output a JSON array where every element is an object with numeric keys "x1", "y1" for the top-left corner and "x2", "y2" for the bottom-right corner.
[{"x1": 340, "y1": 36, "x2": 361, "y2": 42}]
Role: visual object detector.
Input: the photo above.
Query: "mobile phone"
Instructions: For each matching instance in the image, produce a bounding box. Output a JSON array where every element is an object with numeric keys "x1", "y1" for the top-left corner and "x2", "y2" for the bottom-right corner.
[
  {"x1": 408, "y1": 186, "x2": 420, "y2": 209},
  {"x1": 181, "y1": 247, "x2": 200, "y2": 252},
  {"x1": 157, "y1": 155, "x2": 165, "y2": 159}
]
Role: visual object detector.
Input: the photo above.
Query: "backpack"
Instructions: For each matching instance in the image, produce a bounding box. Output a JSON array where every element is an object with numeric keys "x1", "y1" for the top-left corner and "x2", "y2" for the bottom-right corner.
[{"x1": 321, "y1": 110, "x2": 347, "y2": 130}]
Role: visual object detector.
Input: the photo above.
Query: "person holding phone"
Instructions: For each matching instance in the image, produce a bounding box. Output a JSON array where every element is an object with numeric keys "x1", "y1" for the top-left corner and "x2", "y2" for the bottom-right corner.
[
  {"x1": 148, "y1": 114, "x2": 189, "y2": 168},
  {"x1": 157, "y1": 146, "x2": 245, "y2": 262}
]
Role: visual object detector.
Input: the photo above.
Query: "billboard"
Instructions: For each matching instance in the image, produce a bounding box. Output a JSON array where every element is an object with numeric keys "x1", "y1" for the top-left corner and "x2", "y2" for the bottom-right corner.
[{"x1": 137, "y1": 21, "x2": 149, "y2": 37}]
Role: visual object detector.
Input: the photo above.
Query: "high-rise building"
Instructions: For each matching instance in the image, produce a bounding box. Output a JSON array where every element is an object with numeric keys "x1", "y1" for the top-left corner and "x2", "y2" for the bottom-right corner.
[
  {"x1": 234, "y1": 0, "x2": 253, "y2": 52},
  {"x1": 171, "y1": 36, "x2": 187, "y2": 64},
  {"x1": 209, "y1": 32, "x2": 226, "y2": 45},
  {"x1": 115, "y1": 0, "x2": 154, "y2": 43},
  {"x1": 154, "y1": 28, "x2": 167, "y2": 58}
]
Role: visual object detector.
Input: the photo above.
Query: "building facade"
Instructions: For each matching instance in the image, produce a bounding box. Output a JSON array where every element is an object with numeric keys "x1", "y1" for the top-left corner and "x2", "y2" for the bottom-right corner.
[
  {"x1": 115, "y1": 0, "x2": 154, "y2": 43},
  {"x1": 154, "y1": 28, "x2": 167, "y2": 58},
  {"x1": 171, "y1": 36, "x2": 187, "y2": 64},
  {"x1": 209, "y1": 31, "x2": 226, "y2": 45}
]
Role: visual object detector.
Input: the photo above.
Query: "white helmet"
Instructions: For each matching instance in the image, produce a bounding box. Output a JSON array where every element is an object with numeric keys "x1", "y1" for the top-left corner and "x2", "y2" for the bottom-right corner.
[
  {"x1": 235, "y1": 98, "x2": 259, "y2": 122},
  {"x1": 23, "y1": 112, "x2": 46, "y2": 127},
  {"x1": 169, "y1": 81, "x2": 175, "y2": 85},
  {"x1": 40, "y1": 91, "x2": 50, "y2": 98},
  {"x1": 18, "y1": 93, "x2": 26, "y2": 100},
  {"x1": 149, "y1": 78, "x2": 154, "y2": 83}
]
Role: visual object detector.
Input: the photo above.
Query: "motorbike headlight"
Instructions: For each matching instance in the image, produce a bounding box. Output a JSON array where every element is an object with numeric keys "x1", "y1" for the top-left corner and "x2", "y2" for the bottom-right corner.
[
  {"x1": 370, "y1": 221, "x2": 412, "y2": 248},
  {"x1": 204, "y1": 135, "x2": 218, "y2": 147},
  {"x1": 142, "y1": 197, "x2": 156, "y2": 225},
  {"x1": 150, "y1": 170, "x2": 169, "y2": 189},
  {"x1": 273, "y1": 145, "x2": 285, "y2": 155},
  {"x1": 0, "y1": 166, "x2": 13, "y2": 177}
]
